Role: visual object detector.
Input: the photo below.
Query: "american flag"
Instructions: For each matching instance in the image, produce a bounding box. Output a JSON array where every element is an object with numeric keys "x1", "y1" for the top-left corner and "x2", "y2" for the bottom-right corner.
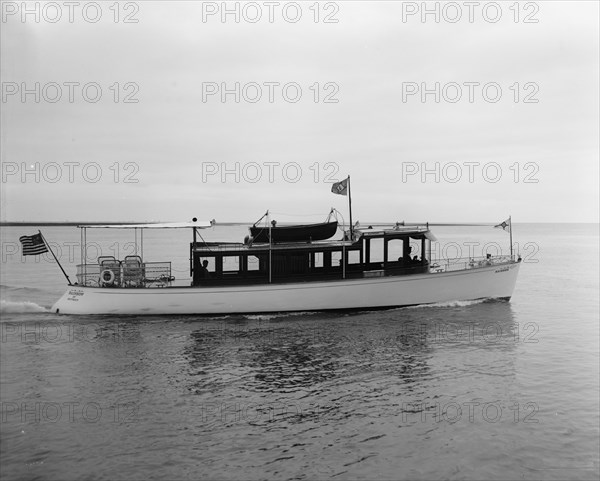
[{"x1": 19, "y1": 233, "x2": 49, "y2": 256}]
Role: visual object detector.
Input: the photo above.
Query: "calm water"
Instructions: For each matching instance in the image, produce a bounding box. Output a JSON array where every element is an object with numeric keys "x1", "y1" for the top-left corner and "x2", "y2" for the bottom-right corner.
[{"x1": 1, "y1": 224, "x2": 598, "y2": 480}]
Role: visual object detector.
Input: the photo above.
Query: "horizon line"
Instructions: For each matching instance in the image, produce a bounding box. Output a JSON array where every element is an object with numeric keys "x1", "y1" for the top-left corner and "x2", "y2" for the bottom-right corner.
[{"x1": 1, "y1": 221, "x2": 598, "y2": 227}]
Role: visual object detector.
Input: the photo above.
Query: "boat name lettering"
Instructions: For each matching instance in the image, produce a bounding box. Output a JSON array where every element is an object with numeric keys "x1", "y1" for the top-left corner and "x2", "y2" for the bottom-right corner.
[{"x1": 67, "y1": 290, "x2": 84, "y2": 300}]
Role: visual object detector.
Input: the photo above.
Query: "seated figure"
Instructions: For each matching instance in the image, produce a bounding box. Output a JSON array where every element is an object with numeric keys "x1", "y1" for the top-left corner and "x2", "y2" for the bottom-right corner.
[{"x1": 200, "y1": 260, "x2": 211, "y2": 278}]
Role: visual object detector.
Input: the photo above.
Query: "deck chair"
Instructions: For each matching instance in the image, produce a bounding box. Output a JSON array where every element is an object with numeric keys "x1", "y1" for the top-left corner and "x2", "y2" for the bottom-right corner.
[
  {"x1": 99, "y1": 256, "x2": 121, "y2": 287},
  {"x1": 123, "y1": 255, "x2": 144, "y2": 287}
]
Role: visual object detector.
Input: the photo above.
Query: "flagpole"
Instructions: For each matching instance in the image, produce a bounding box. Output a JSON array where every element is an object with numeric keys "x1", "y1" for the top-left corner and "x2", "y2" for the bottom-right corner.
[
  {"x1": 348, "y1": 176, "x2": 353, "y2": 241},
  {"x1": 509, "y1": 215, "x2": 513, "y2": 260},
  {"x1": 39, "y1": 230, "x2": 72, "y2": 286},
  {"x1": 267, "y1": 210, "x2": 272, "y2": 284}
]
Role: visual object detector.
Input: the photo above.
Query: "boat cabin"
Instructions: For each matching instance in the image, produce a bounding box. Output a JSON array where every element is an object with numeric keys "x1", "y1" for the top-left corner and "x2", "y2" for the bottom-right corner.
[{"x1": 190, "y1": 227, "x2": 435, "y2": 286}]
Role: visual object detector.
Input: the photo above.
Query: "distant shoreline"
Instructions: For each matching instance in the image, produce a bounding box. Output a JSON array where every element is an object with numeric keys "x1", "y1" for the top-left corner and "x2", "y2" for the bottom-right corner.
[{"x1": 0, "y1": 221, "x2": 248, "y2": 227}]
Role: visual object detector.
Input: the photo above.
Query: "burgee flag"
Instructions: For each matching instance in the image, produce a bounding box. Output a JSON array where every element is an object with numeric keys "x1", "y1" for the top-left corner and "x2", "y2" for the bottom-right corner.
[
  {"x1": 331, "y1": 177, "x2": 349, "y2": 196},
  {"x1": 19, "y1": 233, "x2": 49, "y2": 256},
  {"x1": 494, "y1": 218, "x2": 511, "y2": 233}
]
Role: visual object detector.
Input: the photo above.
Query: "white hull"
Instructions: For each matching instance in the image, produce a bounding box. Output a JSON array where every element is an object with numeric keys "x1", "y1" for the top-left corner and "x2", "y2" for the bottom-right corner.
[{"x1": 52, "y1": 262, "x2": 520, "y2": 315}]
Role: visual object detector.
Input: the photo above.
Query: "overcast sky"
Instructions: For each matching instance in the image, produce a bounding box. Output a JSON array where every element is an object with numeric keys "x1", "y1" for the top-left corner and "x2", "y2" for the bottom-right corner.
[{"x1": 1, "y1": 0, "x2": 598, "y2": 223}]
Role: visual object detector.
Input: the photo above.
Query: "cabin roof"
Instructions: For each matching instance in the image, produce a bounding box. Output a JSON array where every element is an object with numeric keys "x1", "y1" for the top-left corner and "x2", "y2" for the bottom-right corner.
[
  {"x1": 358, "y1": 227, "x2": 437, "y2": 241},
  {"x1": 192, "y1": 227, "x2": 437, "y2": 254},
  {"x1": 78, "y1": 221, "x2": 213, "y2": 229},
  {"x1": 193, "y1": 239, "x2": 360, "y2": 253}
]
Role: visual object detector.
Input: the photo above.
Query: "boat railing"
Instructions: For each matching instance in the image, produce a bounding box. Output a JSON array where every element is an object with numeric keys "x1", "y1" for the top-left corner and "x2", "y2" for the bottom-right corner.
[
  {"x1": 193, "y1": 242, "x2": 247, "y2": 253},
  {"x1": 76, "y1": 261, "x2": 173, "y2": 288},
  {"x1": 429, "y1": 255, "x2": 515, "y2": 274},
  {"x1": 192, "y1": 240, "x2": 355, "y2": 253}
]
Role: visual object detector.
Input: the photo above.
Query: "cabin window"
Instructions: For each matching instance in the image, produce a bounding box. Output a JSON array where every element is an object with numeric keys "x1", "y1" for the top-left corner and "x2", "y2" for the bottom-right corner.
[
  {"x1": 410, "y1": 240, "x2": 422, "y2": 261},
  {"x1": 312, "y1": 252, "x2": 324, "y2": 269},
  {"x1": 223, "y1": 256, "x2": 240, "y2": 273},
  {"x1": 387, "y1": 239, "x2": 405, "y2": 263},
  {"x1": 248, "y1": 255, "x2": 261, "y2": 272},
  {"x1": 194, "y1": 255, "x2": 216, "y2": 284},
  {"x1": 197, "y1": 257, "x2": 215, "y2": 273},
  {"x1": 331, "y1": 251, "x2": 342, "y2": 268},
  {"x1": 347, "y1": 250, "x2": 361, "y2": 265},
  {"x1": 368, "y1": 238, "x2": 384, "y2": 264}
]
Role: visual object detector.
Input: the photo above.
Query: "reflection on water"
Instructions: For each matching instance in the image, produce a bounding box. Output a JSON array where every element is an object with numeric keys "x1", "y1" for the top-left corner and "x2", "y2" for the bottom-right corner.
[
  {"x1": 249, "y1": 334, "x2": 340, "y2": 390},
  {"x1": 183, "y1": 300, "x2": 517, "y2": 399}
]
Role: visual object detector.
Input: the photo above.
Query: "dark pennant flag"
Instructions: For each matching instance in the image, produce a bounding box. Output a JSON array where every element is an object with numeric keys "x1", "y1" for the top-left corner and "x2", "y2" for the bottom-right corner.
[
  {"x1": 331, "y1": 177, "x2": 349, "y2": 196},
  {"x1": 494, "y1": 218, "x2": 511, "y2": 233}
]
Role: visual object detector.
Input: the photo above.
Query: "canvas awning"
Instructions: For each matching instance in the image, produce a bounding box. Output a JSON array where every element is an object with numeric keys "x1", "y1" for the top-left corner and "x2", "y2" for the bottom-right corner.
[{"x1": 78, "y1": 221, "x2": 213, "y2": 229}]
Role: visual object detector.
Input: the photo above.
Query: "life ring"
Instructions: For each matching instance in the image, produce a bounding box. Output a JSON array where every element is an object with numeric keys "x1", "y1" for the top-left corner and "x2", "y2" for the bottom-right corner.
[{"x1": 100, "y1": 269, "x2": 115, "y2": 286}]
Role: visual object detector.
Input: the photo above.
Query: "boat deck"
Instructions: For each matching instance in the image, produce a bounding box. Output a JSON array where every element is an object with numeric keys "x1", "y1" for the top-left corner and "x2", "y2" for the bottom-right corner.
[{"x1": 74, "y1": 255, "x2": 517, "y2": 288}]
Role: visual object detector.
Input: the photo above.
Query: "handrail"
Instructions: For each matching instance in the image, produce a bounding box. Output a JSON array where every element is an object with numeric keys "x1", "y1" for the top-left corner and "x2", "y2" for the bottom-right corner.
[
  {"x1": 429, "y1": 255, "x2": 515, "y2": 273},
  {"x1": 76, "y1": 261, "x2": 172, "y2": 288},
  {"x1": 192, "y1": 239, "x2": 359, "y2": 253}
]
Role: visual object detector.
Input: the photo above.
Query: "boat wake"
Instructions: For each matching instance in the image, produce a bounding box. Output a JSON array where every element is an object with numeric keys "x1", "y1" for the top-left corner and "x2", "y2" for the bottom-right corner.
[
  {"x1": 243, "y1": 311, "x2": 317, "y2": 321},
  {"x1": 0, "y1": 299, "x2": 49, "y2": 314},
  {"x1": 407, "y1": 299, "x2": 489, "y2": 309}
]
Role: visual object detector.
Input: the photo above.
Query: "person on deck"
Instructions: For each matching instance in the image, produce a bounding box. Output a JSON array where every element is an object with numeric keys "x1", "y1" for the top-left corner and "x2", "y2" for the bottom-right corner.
[{"x1": 200, "y1": 260, "x2": 211, "y2": 278}]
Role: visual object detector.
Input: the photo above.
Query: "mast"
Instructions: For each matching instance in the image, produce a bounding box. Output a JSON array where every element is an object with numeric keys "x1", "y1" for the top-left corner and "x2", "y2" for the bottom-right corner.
[
  {"x1": 509, "y1": 215, "x2": 513, "y2": 259},
  {"x1": 348, "y1": 175, "x2": 353, "y2": 240},
  {"x1": 80, "y1": 227, "x2": 84, "y2": 281},
  {"x1": 83, "y1": 227, "x2": 87, "y2": 284},
  {"x1": 191, "y1": 217, "x2": 197, "y2": 277},
  {"x1": 342, "y1": 235, "x2": 346, "y2": 279}
]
